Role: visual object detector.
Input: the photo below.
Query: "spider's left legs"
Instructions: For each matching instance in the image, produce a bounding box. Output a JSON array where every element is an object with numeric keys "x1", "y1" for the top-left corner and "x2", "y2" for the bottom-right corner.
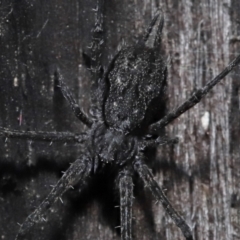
[
  {"x1": 88, "y1": 0, "x2": 104, "y2": 74},
  {"x1": 15, "y1": 157, "x2": 91, "y2": 240},
  {"x1": 118, "y1": 169, "x2": 134, "y2": 240},
  {"x1": 133, "y1": 158, "x2": 193, "y2": 240}
]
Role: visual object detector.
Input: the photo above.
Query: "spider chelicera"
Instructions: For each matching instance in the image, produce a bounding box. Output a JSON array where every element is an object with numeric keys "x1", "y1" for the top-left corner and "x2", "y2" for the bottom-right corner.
[{"x1": 0, "y1": 1, "x2": 240, "y2": 240}]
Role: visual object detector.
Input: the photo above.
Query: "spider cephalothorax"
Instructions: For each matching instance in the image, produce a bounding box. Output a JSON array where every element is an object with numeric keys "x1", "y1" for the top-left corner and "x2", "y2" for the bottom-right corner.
[
  {"x1": 89, "y1": 123, "x2": 138, "y2": 167},
  {"x1": 0, "y1": 1, "x2": 240, "y2": 240}
]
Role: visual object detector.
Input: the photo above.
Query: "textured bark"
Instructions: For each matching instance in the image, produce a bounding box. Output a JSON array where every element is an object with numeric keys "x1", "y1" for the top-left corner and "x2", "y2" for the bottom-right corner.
[{"x1": 0, "y1": 0, "x2": 240, "y2": 240}]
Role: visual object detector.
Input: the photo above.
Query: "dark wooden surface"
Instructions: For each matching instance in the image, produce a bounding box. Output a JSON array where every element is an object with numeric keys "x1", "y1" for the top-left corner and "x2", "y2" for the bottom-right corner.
[{"x1": 0, "y1": 0, "x2": 240, "y2": 239}]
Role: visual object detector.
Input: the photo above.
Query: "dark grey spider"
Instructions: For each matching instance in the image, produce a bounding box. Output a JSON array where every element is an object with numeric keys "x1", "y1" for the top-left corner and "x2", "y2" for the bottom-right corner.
[{"x1": 1, "y1": 1, "x2": 240, "y2": 240}]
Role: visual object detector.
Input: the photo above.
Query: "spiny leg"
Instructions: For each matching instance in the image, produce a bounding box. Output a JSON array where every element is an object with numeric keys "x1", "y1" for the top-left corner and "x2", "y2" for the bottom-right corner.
[
  {"x1": 148, "y1": 54, "x2": 240, "y2": 134},
  {"x1": 15, "y1": 157, "x2": 91, "y2": 240},
  {"x1": 133, "y1": 158, "x2": 193, "y2": 240},
  {"x1": 0, "y1": 126, "x2": 86, "y2": 143},
  {"x1": 56, "y1": 70, "x2": 93, "y2": 127},
  {"x1": 118, "y1": 169, "x2": 134, "y2": 240}
]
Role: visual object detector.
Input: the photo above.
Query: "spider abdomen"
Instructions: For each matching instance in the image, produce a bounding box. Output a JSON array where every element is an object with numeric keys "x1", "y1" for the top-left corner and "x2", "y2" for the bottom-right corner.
[{"x1": 104, "y1": 46, "x2": 167, "y2": 134}]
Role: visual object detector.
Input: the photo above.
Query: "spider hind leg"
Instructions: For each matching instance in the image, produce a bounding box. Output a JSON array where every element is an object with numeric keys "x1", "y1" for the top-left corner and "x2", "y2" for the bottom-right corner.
[
  {"x1": 15, "y1": 157, "x2": 91, "y2": 240},
  {"x1": 133, "y1": 158, "x2": 193, "y2": 240},
  {"x1": 118, "y1": 169, "x2": 134, "y2": 240}
]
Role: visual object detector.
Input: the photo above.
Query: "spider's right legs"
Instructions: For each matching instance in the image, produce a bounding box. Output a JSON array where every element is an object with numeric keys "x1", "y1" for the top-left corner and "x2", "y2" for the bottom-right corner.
[
  {"x1": 56, "y1": 1, "x2": 105, "y2": 124},
  {"x1": 82, "y1": 0, "x2": 105, "y2": 118},
  {"x1": 15, "y1": 157, "x2": 91, "y2": 240},
  {"x1": 118, "y1": 169, "x2": 134, "y2": 240}
]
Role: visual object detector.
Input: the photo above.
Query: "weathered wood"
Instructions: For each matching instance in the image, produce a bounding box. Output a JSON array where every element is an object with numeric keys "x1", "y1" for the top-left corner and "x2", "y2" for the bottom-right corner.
[{"x1": 0, "y1": 0, "x2": 239, "y2": 239}]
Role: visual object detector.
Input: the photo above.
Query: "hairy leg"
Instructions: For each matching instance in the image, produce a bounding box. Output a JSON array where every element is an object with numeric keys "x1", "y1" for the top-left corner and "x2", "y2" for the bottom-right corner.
[
  {"x1": 118, "y1": 169, "x2": 134, "y2": 240},
  {"x1": 133, "y1": 158, "x2": 193, "y2": 240},
  {"x1": 87, "y1": 0, "x2": 105, "y2": 78},
  {"x1": 16, "y1": 157, "x2": 91, "y2": 240}
]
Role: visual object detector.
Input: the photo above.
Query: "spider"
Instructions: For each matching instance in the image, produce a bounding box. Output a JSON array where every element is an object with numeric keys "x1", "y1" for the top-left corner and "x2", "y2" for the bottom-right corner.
[{"x1": 1, "y1": 1, "x2": 240, "y2": 240}]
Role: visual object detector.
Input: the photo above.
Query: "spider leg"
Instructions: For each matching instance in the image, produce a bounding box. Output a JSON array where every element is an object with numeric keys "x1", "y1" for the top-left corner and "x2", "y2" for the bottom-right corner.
[
  {"x1": 133, "y1": 158, "x2": 193, "y2": 240},
  {"x1": 0, "y1": 126, "x2": 86, "y2": 143},
  {"x1": 118, "y1": 169, "x2": 134, "y2": 240},
  {"x1": 56, "y1": 70, "x2": 93, "y2": 127},
  {"x1": 148, "y1": 54, "x2": 240, "y2": 134},
  {"x1": 15, "y1": 157, "x2": 91, "y2": 240}
]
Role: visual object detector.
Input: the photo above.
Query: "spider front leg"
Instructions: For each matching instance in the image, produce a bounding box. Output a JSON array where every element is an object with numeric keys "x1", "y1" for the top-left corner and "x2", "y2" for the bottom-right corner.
[
  {"x1": 133, "y1": 158, "x2": 193, "y2": 240},
  {"x1": 15, "y1": 157, "x2": 91, "y2": 240},
  {"x1": 118, "y1": 169, "x2": 134, "y2": 240},
  {"x1": 87, "y1": 0, "x2": 104, "y2": 79},
  {"x1": 82, "y1": 0, "x2": 106, "y2": 118}
]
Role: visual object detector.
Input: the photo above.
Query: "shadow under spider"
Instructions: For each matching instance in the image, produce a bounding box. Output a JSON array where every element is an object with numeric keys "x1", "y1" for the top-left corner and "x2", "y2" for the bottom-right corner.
[{"x1": 1, "y1": 143, "x2": 192, "y2": 237}]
